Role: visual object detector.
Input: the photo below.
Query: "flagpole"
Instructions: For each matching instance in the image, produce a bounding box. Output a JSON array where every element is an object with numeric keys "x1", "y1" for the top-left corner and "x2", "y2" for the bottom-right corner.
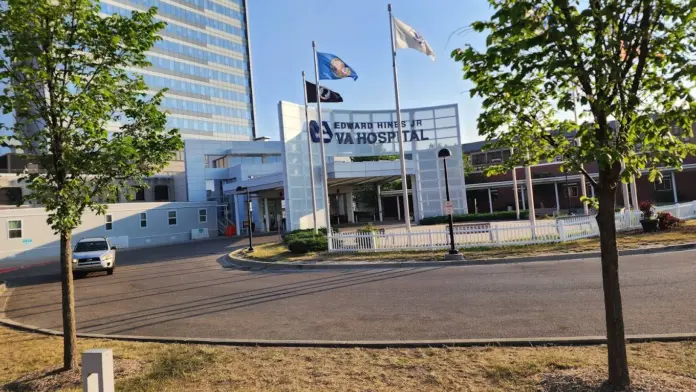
[
  {"x1": 388, "y1": 4, "x2": 412, "y2": 232},
  {"x1": 312, "y1": 41, "x2": 333, "y2": 246},
  {"x1": 302, "y1": 71, "x2": 319, "y2": 233}
]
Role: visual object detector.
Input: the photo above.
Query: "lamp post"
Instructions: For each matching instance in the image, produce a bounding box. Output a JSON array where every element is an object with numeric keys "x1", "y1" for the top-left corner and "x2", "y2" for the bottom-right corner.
[
  {"x1": 438, "y1": 148, "x2": 463, "y2": 260},
  {"x1": 236, "y1": 186, "x2": 253, "y2": 252}
]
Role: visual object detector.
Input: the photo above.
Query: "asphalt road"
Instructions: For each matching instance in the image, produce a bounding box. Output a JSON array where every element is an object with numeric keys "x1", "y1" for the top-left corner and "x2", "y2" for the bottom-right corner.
[{"x1": 2, "y1": 241, "x2": 696, "y2": 341}]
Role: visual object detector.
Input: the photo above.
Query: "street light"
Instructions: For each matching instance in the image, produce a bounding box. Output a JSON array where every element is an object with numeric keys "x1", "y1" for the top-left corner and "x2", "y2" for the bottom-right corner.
[
  {"x1": 236, "y1": 186, "x2": 253, "y2": 252},
  {"x1": 438, "y1": 148, "x2": 463, "y2": 260}
]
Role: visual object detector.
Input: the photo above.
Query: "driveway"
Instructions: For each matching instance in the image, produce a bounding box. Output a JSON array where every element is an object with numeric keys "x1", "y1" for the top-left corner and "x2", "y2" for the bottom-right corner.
[{"x1": 3, "y1": 244, "x2": 696, "y2": 341}]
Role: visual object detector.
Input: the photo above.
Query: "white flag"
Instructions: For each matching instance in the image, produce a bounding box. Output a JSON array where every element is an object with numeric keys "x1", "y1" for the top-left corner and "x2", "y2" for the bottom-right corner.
[{"x1": 393, "y1": 17, "x2": 435, "y2": 60}]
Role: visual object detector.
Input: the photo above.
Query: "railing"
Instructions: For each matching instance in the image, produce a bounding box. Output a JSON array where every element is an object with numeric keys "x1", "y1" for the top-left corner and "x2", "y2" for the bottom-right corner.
[{"x1": 328, "y1": 201, "x2": 696, "y2": 253}]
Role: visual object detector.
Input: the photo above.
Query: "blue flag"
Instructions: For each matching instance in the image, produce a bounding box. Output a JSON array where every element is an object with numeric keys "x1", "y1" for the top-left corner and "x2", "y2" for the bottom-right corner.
[{"x1": 317, "y1": 52, "x2": 358, "y2": 80}]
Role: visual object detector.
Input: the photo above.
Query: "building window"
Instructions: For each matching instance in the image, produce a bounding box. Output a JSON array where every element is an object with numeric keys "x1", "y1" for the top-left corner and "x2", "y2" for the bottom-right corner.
[
  {"x1": 564, "y1": 186, "x2": 579, "y2": 198},
  {"x1": 655, "y1": 177, "x2": 672, "y2": 191},
  {"x1": 105, "y1": 215, "x2": 113, "y2": 231},
  {"x1": 168, "y1": 210, "x2": 177, "y2": 226},
  {"x1": 471, "y1": 153, "x2": 486, "y2": 166},
  {"x1": 140, "y1": 212, "x2": 147, "y2": 228},
  {"x1": 199, "y1": 208, "x2": 207, "y2": 223},
  {"x1": 154, "y1": 185, "x2": 169, "y2": 201},
  {"x1": 134, "y1": 186, "x2": 145, "y2": 201},
  {"x1": 8, "y1": 220, "x2": 22, "y2": 239}
]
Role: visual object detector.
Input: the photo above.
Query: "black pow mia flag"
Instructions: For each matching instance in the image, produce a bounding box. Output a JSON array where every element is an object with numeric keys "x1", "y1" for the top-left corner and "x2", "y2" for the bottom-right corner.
[{"x1": 305, "y1": 81, "x2": 343, "y2": 103}]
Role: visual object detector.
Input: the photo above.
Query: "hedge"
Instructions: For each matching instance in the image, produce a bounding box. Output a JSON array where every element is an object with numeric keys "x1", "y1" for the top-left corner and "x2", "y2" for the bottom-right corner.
[
  {"x1": 287, "y1": 234, "x2": 328, "y2": 254},
  {"x1": 419, "y1": 210, "x2": 529, "y2": 225}
]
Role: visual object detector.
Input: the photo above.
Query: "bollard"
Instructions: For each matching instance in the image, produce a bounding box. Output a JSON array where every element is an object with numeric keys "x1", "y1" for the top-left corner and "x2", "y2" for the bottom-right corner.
[{"x1": 82, "y1": 349, "x2": 115, "y2": 392}]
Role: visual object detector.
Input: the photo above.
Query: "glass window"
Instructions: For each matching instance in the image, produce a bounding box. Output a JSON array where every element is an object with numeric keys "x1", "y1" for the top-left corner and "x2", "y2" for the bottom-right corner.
[
  {"x1": 8, "y1": 220, "x2": 22, "y2": 239},
  {"x1": 140, "y1": 213, "x2": 147, "y2": 228},
  {"x1": 168, "y1": 210, "x2": 177, "y2": 226},
  {"x1": 655, "y1": 177, "x2": 672, "y2": 191},
  {"x1": 199, "y1": 209, "x2": 207, "y2": 223},
  {"x1": 105, "y1": 215, "x2": 113, "y2": 231},
  {"x1": 75, "y1": 240, "x2": 108, "y2": 252}
]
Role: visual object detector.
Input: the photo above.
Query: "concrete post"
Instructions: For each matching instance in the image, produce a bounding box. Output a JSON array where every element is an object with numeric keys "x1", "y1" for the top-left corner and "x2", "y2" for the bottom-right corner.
[
  {"x1": 263, "y1": 198, "x2": 270, "y2": 232},
  {"x1": 487, "y1": 188, "x2": 494, "y2": 213},
  {"x1": 554, "y1": 182, "x2": 560, "y2": 215},
  {"x1": 671, "y1": 171, "x2": 678, "y2": 203},
  {"x1": 396, "y1": 195, "x2": 401, "y2": 221},
  {"x1": 82, "y1": 349, "x2": 114, "y2": 392},
  {"x1": 376, "y1": 184, "x2": 383, "y2": 222}
]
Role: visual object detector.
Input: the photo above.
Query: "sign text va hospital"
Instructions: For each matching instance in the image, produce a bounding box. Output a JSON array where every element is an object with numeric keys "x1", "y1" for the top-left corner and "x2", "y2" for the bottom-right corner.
[{"x1": 310, "y1": 120, "x2": 430, "y2": 144}]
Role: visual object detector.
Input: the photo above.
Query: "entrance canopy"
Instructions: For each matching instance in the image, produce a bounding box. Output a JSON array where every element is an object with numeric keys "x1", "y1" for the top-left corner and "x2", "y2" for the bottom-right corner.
[{"x1": 279, "y1": 101, "x2": 467, "y2": 230}]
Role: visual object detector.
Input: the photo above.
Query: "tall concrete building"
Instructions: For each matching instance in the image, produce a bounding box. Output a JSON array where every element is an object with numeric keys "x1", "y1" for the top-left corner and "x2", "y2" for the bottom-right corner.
[{"x1": 100, "y1": 0, "x2": 256, "y2": 141}]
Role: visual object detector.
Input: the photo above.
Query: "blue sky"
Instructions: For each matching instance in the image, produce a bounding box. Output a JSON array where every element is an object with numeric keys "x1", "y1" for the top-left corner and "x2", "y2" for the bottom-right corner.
[{"x1": 247, "y1": 0, "x2": 493, "y2": 143}]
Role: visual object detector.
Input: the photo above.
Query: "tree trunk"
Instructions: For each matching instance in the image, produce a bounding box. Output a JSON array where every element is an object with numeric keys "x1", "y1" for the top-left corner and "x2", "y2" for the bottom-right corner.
[
  {"x1": 596, "y1": 183, "x2": 630, "y2": 387},
  {"x1": 59, "y1": 230, "x2": 78, "y2": 370}
]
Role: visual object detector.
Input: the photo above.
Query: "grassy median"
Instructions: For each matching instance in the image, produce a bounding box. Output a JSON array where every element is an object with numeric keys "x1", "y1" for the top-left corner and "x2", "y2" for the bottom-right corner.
[
  {"x1": 241, "y1": 220, "x2": 696, "y2": 263},
  {"x1": 1, "y1": 325, "x2": 696, "y2": 391}
]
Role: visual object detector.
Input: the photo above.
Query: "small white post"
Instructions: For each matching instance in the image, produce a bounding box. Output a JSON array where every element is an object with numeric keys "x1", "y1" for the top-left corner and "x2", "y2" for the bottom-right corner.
[
  {"x1": 377, "y1": 184, "x2": 383, "y2": 222},
  {"x1": 671, "y1": 171, "x2": 678, "y2": 204},
  {"x1": 557, "y1": 219, "x2": 566, "y2": 242},
  {"x1": 82, "y1": 349, "x2": 114, "y2": 392},
  {"x1": 554, "y1": 182, "x2": 560, "y2": 215}
]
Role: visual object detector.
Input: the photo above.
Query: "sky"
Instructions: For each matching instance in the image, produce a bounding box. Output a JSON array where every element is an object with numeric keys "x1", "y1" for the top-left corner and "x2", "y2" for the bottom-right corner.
[{"x1": 247, "y1": 0, "x2": 494, "y2": 143}]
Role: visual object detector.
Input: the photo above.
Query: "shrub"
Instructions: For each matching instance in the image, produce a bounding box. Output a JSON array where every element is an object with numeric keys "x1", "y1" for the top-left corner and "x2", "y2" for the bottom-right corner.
[
  {"x1": 657, "y1": 212, "x2": 680, "y2": 230},
  {"x1": 419, "y1": 210, "x2": 530, "y2": 225},
  {"x1": 638, "y1": 200, "x2": 655, "y2": 220},
  {"x1": 287, "y1": 234, "x2": 328, "y2": 254},
  {"x1": 282, "y1": 227, "x2": 334, "y2": 243},
  {"x1": 357, "y1": 222, "x2": 378, "y2": 233}
]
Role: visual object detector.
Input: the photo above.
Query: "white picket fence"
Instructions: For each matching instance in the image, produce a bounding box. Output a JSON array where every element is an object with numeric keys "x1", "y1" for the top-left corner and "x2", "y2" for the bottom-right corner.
[{"x1": 328, "y1": 201, "x2": 696, "y2": 252}]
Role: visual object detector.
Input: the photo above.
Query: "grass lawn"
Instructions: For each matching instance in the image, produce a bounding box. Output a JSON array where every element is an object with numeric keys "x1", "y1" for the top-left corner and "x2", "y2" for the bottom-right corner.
[
  {"x1": 1, "y1": 325, "x2": 696, "y2": 391},
  {"x1": 241, "y1": 220, "x2": 696, "y2": 263}
]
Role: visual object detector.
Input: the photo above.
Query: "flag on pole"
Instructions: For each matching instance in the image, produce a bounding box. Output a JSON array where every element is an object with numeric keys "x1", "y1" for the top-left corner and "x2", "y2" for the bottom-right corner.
[
  {"x1": 316, "y1": 52, "x2": 359, "y2": 80},
  {"x1": 392, "y1": 17, "x2": 435, "y2": 60},
  {"x1": 305, "y1": 81, "x2": 343, "y2": 103}
]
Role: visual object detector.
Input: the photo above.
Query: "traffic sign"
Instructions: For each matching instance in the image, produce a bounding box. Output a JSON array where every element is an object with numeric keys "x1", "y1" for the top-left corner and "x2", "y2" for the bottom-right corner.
[{"x1": 444, "y1": 201, "x2": 453, "y2": 215}]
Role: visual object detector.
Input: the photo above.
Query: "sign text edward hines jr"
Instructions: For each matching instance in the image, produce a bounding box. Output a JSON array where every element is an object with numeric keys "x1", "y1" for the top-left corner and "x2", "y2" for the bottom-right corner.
[{"x1": 310, "y1": 120, "x2": 430, "y2": 144}]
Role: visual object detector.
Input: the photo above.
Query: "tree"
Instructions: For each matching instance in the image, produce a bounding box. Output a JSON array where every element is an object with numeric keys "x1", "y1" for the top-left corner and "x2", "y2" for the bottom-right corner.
[
  {"x1": 0, "y1": 0, "x2": 182, "y2": 369},
  {"x1": 452, "y1": 0, "x2": 696, "y2": 388}
]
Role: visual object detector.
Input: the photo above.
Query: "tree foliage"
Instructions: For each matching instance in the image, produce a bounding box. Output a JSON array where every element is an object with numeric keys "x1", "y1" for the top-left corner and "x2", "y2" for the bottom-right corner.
[
  {"x1": 453, "y1": 0, "x2": 696, "y2": 185},
  {"x1": 452, "y1": 0, "x2": 696, "y2": 387},
  {"x1": 0, "y1": 0, "x2": 182, "y2": 231},
  {"x1": 0, "y1": 0, "x2": 182, "y2": 369}
]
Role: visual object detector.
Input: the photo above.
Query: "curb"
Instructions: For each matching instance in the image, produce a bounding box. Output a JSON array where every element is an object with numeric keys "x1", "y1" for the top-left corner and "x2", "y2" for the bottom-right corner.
[
  {"x1": 224, "y1": 242, "x2": 696, "y2": 271},
  {"x1": 1, "y1": 316, "x2": 695, "y2": 348}
]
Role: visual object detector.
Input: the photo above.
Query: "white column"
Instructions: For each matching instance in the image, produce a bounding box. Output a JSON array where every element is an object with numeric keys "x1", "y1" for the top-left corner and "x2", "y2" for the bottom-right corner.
[
  {"x1": 512, "y1": 167, "x2": 520, "y2": 219},
  {"x1": 487, "y1": 188, "x2": 494, "y2": 213},
  {"x1": 396, "y1": 195, "x2": 401, "y2": 221},
  {"x1": 554, "y1": 182, "x2": 560, "y2": 214},
  {"x1": 346, "y1": 191, "x2": 355, "y2": 223},
  {"x1": 630, "y1": 177, "x2": 639, "y2": 211},
  {"x1": 525, "y1": 166, "x2": 536, "y2": 225},
  {"x1": 377, "y1": 184, "x2": 383, "y2": 222},
  {"x1": 671, "y1": 171, "x2": 678, "y2": 203},
  {"x1": 263, "y1": 198, "x2": 270, "y2": 232},
  {"x1": 521, "y1": 186, "x2": 527, "y2": 210},
  {"x1": 622, "y1": 181, "x2": 631, "y2": 210},
  {"x1": 233, "y1": 194, "x2": 240, "y2": 236},
  {"x1": 591, "y1": 184, "x2": 596, "y2": 198}
]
